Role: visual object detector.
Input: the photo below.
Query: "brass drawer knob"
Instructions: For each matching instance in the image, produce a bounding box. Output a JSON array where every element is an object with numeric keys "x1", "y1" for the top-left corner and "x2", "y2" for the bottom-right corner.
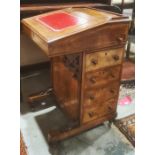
[
  {"x1": 112, "y1": 55, "x2": 119, "y2": 61},
  {"x1": 88, "y1": 112, "x2": 95, "y2": 117},
  {"x1": 91, "y1": 59, "x2": 98, "y2": 65}
]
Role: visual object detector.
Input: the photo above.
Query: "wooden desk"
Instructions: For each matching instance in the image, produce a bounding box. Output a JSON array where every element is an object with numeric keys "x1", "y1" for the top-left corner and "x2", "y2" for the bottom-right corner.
[{"x1": 22, "y1": 7, "x2": 130, "y2": 143}]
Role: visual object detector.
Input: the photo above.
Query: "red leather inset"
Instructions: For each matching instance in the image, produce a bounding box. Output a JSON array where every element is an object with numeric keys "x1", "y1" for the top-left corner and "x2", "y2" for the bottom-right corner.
[{"x1": 37, "y1": 12, "x2": 84, "y2": 31}]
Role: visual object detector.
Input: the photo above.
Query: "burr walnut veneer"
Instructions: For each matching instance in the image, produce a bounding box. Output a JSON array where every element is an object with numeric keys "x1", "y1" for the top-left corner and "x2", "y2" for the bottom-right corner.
[{"x1": 22, "y1": 7, "x2": 130, "y2": 142}]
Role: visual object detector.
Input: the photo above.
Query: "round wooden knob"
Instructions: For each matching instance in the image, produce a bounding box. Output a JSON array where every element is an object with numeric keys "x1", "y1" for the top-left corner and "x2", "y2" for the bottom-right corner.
[
  {"x1": 72, "y1": 73, "x2": 77, "y2": 79},
  {"x1": 117, "y1": 37, "x2": 124, "y2": 42},
  {"x1": 112, "y1": 55, "x2": 119, "y2": 61},
  {"x1": 108, "y1": 106, "x2": 112, "y2": 111},
  {"x1": 110, "y1": 89, "x2": 115, "y2": 94},
  {"x1": 91, "y1": 59, "x2": 98, "y2": 65},
  {"x1": 63, "y1": 56, "x2": 67, "y2": 63},
  {"x1": 88, "y1": 112, "x2": 94, "y2": 117},
  {"x1": 110, "y1": 73, "x2": 115, "y2": 78},
  {"x1": 89, "y1": 95, "x2": 95, "y2": 100},
  {"x1": 90, "y1": 77, "x2": 96, "y2": 84}
]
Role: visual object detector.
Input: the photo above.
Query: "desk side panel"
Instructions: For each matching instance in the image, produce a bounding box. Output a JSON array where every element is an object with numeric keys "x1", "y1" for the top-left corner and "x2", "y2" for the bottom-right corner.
[
  {"x1": 22, "y1": 23, "x2": 49, "y2": 56},
  {"x1": 52, "y1": 55, "x2": 81, "y2": 122}
]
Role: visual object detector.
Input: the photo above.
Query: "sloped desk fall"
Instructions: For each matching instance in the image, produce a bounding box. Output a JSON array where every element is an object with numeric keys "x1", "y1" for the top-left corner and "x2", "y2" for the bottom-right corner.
[{"x1": 22, "y1": 7, "x2": 130, "y2": 143}]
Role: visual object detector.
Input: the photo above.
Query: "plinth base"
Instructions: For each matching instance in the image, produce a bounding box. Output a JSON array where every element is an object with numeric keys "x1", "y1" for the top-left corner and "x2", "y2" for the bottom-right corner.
[{"x1": 48, "y1": 113, "x2": 116, "y2": 143}]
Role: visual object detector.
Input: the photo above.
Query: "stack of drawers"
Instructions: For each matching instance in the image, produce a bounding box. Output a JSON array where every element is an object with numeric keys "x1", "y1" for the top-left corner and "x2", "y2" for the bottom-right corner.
[{"x1": 82, "y1": 47, "x2": 124, "y2": 124}]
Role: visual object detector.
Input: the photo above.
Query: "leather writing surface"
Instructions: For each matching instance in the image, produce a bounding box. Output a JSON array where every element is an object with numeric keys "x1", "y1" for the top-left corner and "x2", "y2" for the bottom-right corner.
[{"x1": 37, "y1": 12, "x2": 86, "y2": 31}]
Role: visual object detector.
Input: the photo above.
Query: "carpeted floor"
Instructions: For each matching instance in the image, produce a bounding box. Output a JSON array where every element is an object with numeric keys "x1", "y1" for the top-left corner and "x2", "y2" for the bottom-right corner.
[
  {"x1": 114, "y1": 114, "x2": 135, "y2": 146},
  {"x1": 20, "y1": 133, "x2": 27, "y2": 155}
]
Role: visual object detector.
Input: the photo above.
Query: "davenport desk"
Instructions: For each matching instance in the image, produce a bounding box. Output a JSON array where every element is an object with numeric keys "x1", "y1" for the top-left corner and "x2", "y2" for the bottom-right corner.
[{"x1": 22, "y1": 7, "x2": 130, "y2": 143}]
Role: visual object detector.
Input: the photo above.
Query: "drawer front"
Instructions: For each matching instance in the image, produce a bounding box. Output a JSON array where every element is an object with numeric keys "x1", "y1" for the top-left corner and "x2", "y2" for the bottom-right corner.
[
  {"x1": 84, "y1": 82, "x2": 120, "y2": 107},
  {"x1": 86, "y1": 48, "x2": 124, "y2": 72},
  {"x1": 82, "y1": 98, "x2": 117, "y2": 124},
  {"x1": 85, "y1": 65, "x2": 121, "y2": 89},
  {"x1": 98, "y1": 98, "x2": 117, "y2": 117},
  {"x1": 82, "y1": 106, "x2": 99, "y2": 123}
]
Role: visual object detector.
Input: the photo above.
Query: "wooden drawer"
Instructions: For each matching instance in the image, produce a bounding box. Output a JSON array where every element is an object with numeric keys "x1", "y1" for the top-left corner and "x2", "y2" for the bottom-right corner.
[
  {"x1": 98, "y1": 98, "x2": 117, "y2": 117},
  {"x1": 82, "y1": 98, "x2": 117, "y2": 124},
  {"x1": 84, "y1": 81, "x2": 120, "y2": 107},
  {"x1": 85, "y1": 65, "x2": 121, "y2": 89},
  {"x1": 86, "y1": 48, "x2": 124, "y2": 72}
]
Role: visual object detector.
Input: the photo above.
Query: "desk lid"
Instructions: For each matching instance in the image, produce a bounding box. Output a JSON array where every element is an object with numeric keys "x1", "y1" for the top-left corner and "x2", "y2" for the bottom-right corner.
[
  {"x1": 22, "y1": 8, "x2": 129, "y2": 42},
  {"x1": 22, "y1": 7, "x2": 130, "y2": 57}
]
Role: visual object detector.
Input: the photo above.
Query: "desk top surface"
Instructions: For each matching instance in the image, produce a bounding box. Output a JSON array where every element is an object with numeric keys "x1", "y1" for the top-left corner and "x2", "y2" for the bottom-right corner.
[{"x1": 22, "y1": 7, "x2": 130, "y2": 43}]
